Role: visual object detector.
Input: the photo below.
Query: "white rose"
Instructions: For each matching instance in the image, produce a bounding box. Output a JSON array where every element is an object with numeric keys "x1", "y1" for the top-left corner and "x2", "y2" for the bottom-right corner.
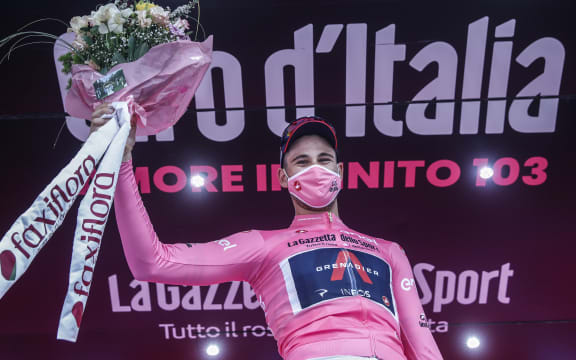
[
  {"x1": 89, "y1": 11, "x2": 100, "y2": 26},
  {"x1": 149, "y1": 6, "x2": 169, "y2": 25},
  {"x1": 69, "y1": 16, "x2": 89, "y2": 34}
]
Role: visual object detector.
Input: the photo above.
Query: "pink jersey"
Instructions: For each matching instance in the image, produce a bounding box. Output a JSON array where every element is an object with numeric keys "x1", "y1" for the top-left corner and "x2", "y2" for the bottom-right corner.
[{"x1": 114, "y1": 160, "x2": 443, "y2": 360}]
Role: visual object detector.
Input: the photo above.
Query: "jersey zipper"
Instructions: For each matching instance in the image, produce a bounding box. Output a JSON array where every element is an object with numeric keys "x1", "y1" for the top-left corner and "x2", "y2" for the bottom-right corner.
[
  {"x1": 330, "y1": 210, "x2": 375, "y2": 358},
  {"x1": 360, "y1": 295, "x2": 367, "y2": 324}
]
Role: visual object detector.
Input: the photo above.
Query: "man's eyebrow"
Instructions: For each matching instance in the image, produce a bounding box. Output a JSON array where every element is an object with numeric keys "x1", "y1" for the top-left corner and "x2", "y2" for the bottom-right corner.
[
  {"x1": 318, "y1": 152, "x2": 335, "y2": 158},
  {"x1": 291, "y1": 154, "x2": 310, "y2": 163}
]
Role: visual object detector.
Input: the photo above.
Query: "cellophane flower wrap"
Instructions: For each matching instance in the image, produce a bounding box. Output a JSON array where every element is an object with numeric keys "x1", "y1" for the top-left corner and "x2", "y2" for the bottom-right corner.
[{"x1": 65, "y1": 36, "x2": 212, "y2": 135}]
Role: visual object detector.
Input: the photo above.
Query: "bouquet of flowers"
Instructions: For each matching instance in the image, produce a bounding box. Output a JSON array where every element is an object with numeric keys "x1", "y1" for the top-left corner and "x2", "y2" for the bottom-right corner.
[
  {"x1": 60, "y1": 0, "x2": 202, "y2": 76},
  {"x1": 0, "y1": 0, "x2": 212, "y2": 342},
  {"x1": 60, "y1": 0, "x2": 212, "y2": 135},
  {"x1": 2, "y1": 0, "x2": 212, "y2": 134}
]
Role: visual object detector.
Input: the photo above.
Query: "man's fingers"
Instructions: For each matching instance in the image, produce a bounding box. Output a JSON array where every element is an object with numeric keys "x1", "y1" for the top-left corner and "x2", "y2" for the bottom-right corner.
[
  {"x1": 90, "y1": 117, "x2": 110, "y2": 127},
  {"x1": 90, "y1": 105, "x2": 115, "y2": 130},
  {"x1": 92, "y1": 107, "x2": 114, "y2": 119},
  {"x1": 94, "y1": 102, "x2": 111, "y2": 111}
]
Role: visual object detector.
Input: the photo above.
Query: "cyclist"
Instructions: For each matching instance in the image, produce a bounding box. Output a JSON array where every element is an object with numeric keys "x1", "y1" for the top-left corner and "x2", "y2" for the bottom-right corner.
[{"x1": 90, "y1": 104, "x2": 443, "y2": 360}]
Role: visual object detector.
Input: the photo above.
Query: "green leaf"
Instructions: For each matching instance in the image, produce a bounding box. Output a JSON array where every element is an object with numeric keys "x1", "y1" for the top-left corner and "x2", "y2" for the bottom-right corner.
[
  {"x1": 83, "y1": 35, "x2": 93, "y2": 46},
  {"x1": 134, "y1": 42, "x2": 149, "y2": 60},
  {"x1": 58, "y1": 52, "x2": 71, "y2": 62},
  {"x1": 111, "y1": 51, "x2": 126, "y2": 65},
  {"x1": 127, "y1": 35, "x2": 135, "y2": 61},
  {"x1": 59, "y1": 53, "x2": 72, "y2": 74},
  {"x1": 72, "y1": 52, "x2": 84, "y2": 65},
  {"x1": 61, "y1": 62, "x2": 71, "y2": 74}
]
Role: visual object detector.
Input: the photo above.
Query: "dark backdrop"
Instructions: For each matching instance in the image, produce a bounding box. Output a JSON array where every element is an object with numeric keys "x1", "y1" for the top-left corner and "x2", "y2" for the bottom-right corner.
[{"x1": 0, "y1": 1, "x2": 575, "y2": 359}]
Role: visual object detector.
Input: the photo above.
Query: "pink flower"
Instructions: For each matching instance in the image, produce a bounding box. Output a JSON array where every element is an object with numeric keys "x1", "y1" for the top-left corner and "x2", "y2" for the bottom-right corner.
[
  {"x1": 72, "y1": 34, "x2": 87, "y2": 49},
  {"x1": 135, "y1": 10, "x2": 152, "y2": 28},
  {"x1": 169, "y1": 23, "x2": 186, "y2": 39},
  {"x1": 174, "y1": 18, "x2": 190, "y2": 31}
]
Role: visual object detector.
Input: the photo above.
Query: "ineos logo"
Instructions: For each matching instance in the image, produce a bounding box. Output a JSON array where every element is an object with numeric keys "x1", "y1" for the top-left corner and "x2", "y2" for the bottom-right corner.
[
  {"x1": 401, "y1": 278, "x2": 415, "y2": 291},
  {"x1": 329, "y1": 250, "x2": 374, "y2": 285}
]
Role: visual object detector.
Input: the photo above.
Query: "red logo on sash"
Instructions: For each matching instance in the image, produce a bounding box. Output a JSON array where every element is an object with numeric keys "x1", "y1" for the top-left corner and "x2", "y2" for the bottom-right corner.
[
  {"x1": 72, "y1": 302, "x2": 84, "y2": 327},
  {"x1": 0, "y1": 250, "x2": 16, "y2": 281}
]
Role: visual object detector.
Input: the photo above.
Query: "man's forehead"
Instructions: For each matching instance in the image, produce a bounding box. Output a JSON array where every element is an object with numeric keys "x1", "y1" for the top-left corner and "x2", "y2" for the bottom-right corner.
[
  {"x1": 286, "y1": 135, "x2": 336, "y2": 158},
  {"x1": 290, "y1": 134, "x2": 332, "y2": 148}
]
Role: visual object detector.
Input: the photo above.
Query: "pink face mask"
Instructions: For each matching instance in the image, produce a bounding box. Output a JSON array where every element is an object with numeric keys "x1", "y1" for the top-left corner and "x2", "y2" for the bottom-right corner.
[{"x1": 284, "y1": 165, "x2": 342, "y2": 208}]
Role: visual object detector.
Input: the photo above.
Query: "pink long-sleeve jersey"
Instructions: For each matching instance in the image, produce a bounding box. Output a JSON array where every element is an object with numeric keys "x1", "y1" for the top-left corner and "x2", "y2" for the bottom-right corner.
[{"x1": 114, "y1": 161, "x2": 443, "y2": 360}]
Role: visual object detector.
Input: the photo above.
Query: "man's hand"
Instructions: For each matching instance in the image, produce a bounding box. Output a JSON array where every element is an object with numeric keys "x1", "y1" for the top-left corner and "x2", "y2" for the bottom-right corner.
[{"x1": 90, "y1": 103, "x2": 137, "y2": 162}]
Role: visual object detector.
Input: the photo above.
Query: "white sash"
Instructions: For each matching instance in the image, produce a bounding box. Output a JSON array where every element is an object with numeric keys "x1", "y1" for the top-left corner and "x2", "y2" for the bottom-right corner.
[
  {"x1": 57, "y1": 101, "x2": 131, "y2": 342},
  {"x1": 0, "y1": 101, "x2": 131, "y2": 342}
]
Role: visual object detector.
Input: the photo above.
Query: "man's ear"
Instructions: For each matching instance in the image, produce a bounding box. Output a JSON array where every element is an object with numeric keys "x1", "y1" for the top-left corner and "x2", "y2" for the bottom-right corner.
[
  {"x1": 278, "y1": 166, "x2": 289, "y2": 189},
  {"x1": 338, "y1": 162, "x2": 344, "y2": 178}
]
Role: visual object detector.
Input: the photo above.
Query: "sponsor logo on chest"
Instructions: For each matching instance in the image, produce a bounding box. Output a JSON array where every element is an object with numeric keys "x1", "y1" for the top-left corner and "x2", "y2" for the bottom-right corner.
[{"x1": 286, "y1": 233, "x2": 337, "y2": 247}]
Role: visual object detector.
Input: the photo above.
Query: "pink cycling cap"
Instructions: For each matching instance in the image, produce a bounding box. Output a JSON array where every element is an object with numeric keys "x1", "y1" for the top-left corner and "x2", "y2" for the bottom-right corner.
[{"x1": 280, "y1": 116, "x2": 338, "y2": 167}]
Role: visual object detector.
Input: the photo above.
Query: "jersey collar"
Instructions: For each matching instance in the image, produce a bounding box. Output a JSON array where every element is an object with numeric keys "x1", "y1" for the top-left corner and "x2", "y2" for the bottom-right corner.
[{"x1": 289, "y1": 211, "x2": 344, "y2": 229}]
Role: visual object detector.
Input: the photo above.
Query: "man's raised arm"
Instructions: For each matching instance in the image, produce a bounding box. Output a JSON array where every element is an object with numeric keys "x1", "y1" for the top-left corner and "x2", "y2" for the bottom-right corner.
[{"x1": 114, "y1": 159, "x2": 266, "y2": 286}]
